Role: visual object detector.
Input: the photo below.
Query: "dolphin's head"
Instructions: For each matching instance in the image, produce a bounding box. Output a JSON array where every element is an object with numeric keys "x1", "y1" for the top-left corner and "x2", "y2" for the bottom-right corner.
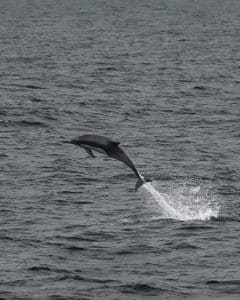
[{"x1": 62, "y1": 138, "x2": 79, "y2": 145}]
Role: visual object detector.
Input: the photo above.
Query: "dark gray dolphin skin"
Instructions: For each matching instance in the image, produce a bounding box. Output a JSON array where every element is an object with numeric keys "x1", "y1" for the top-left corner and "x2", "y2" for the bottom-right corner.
[{"x1": 63, "y1": 134, "x2": 150, "y2": 191}]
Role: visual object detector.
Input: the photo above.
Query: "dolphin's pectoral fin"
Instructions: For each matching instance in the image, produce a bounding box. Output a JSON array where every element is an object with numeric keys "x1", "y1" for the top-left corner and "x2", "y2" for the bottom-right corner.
[{"x1": 85, "y1": 149, "x2": 95, "y2": 158}]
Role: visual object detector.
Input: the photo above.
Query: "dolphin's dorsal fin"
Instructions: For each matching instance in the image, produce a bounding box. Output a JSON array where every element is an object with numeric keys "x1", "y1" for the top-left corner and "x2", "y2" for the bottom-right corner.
[
  {"x1": 110, "y1": 141, "x2": 120, "y2": 146},
  {"x1": 85, "y1": 149, "x2": 95, "y2": 158}
]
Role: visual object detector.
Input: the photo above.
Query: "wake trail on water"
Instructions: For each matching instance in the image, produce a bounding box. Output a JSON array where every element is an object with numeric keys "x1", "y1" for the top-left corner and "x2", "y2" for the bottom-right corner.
[{"x1": 141, "y1": 181, "x2": 219, "y2": 221}]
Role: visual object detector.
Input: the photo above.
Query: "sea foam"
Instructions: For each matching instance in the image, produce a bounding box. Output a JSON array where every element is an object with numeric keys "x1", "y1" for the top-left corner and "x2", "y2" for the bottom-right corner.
[{"x1": 141, "y1": 181, "x2": 219, "y2": 221}]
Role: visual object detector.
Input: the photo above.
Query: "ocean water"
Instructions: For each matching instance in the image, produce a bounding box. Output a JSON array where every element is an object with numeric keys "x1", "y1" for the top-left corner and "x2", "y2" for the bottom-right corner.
[{"x1": 0, "y1": 0, "x2": 240, "y2": 299}]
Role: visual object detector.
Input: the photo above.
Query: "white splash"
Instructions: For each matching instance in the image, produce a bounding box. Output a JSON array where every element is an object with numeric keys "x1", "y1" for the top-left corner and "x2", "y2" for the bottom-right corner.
[{"x1": 141, "y1": 181, "x2": 219, "y2": 221}]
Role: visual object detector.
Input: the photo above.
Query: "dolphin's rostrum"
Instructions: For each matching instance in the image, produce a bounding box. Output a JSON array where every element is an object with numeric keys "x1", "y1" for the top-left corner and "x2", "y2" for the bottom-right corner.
[{"x1": 63, "y1": 134, "x2": 150, "y2": 191}]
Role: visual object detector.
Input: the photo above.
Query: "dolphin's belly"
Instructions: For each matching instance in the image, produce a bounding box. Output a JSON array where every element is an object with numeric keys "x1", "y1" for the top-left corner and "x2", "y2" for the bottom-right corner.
[{"x1": 82, "y1": 144, "x2": 106, "y2": 155}]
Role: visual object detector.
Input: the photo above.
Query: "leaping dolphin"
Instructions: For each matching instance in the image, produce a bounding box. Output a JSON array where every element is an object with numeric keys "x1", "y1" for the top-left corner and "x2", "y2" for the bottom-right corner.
[{"x1": 63, "y1": 134, "x2": 150, "y2": 191}]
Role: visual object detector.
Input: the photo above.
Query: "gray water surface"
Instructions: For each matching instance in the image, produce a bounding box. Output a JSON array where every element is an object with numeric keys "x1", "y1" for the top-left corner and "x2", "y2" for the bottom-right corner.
[{"x1": 1, "y1": 0, "x2": 240, "y2": 299}]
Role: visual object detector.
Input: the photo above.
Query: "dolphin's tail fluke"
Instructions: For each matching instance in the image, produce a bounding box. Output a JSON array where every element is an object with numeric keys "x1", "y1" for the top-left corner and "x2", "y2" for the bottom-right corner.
[{"x1": 135, "y1": 175, "x2": 151, "y2": 191}]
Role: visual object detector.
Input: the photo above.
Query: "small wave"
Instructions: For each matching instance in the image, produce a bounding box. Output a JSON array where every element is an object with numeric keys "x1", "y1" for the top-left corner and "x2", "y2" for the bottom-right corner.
[
  {"x1": 193, "y1": 85, "x2": 206, "y2": 90},
  {"x1": 28, "y1": 266, "x2": 52, "y2": 272},
  {"x1": 0, "y1": 110, "x2": 7, "y2": 116},
  {"x1": 206, "y1": 280, "x2": 240, "y2": 293},
  {"x1": 178, "y1": 225, "x2": 214, "y2": 231},
  {"x1": 60, "y1": 190, "x2": 79, "y2": 194},
  {"x1": 0, "y1": 234, "x2": 16, "y2": 241},
  {"x1": 18, "y1": 120, "x2": 48, "y2": 127},
  {"x1": 121, "y1": 283, "x2": 164, "y2": 295},
  {"x1": 31, "y1": 97, "x2": 43, "y2": 102},
  {"x1": 210, "y1": 215, "x2": 239, "y2": 222},
  {"x1": 59, "y1": 274, "x2": 117, "y2": 283},
  {"x1": 64, "y1": 245, "x2": 86, "y2": 251},
  {"x1": 55, "y1": 235, "x2": 96, "y2": 242},
  {"x1": 172, "y1": 241, "x2": 202, "y2": 250},
  {"x1": 25, "y1": 84, "x2": 44, "y2": 89},
  {"x1": 0, "y1": 83, "x2": 44, "y2": 90},
  {"x1": 141, "y1": 182, "x2": 219, "y2": 221},
  {"x1": 0, "y1": 120, "x2": 48, "y2": 128},
  {"x1": 114, "y1": 244, "x2": 159, "y2": 255},
  {"x1": 114, "y1": 250, "x2": 133, "y2": 255},
  {"x1": 207, "y1": 280, "x2": 240, "y2": 285}
]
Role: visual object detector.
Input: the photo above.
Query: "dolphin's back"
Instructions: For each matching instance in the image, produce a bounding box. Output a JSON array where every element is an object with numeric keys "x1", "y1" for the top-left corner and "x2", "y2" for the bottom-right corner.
[{"x1": 71, "y1": 134, "x2": 120, "y2": 150}]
